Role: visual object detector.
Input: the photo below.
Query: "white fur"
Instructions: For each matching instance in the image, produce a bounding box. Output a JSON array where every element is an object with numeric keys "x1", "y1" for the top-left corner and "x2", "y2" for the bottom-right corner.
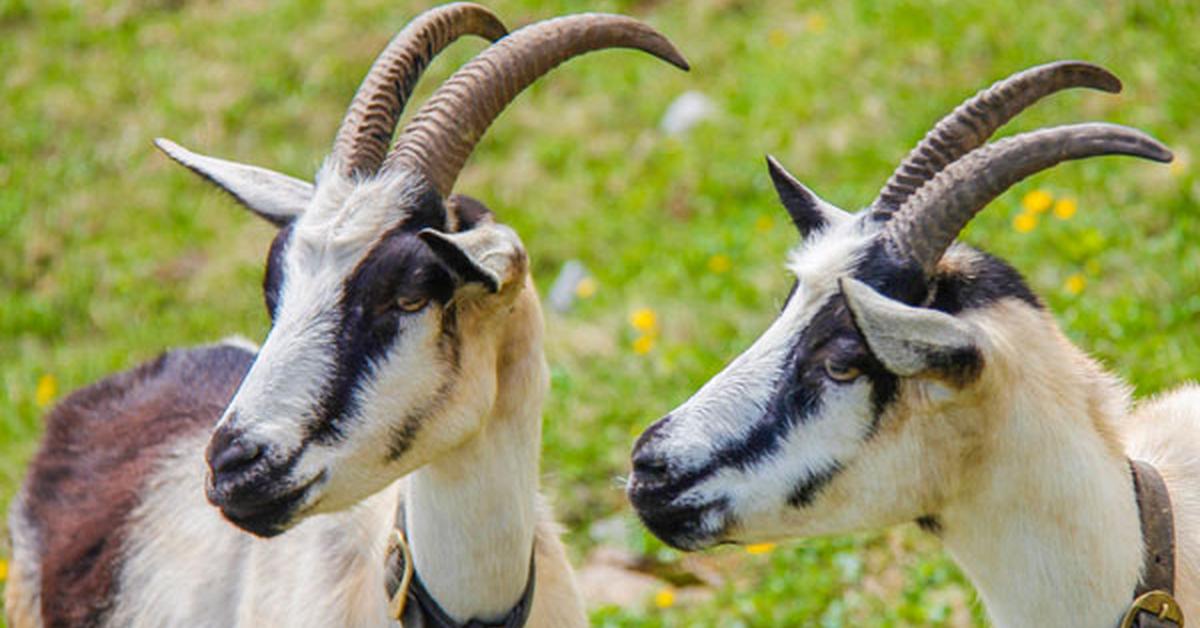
[{"x1": 5, "y1": 489, "x2": 43, "y2": 628}]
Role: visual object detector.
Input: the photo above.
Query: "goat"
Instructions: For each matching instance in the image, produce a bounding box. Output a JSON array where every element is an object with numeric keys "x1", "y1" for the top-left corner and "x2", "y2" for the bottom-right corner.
[
  {"x1": 5, "y1": 4, "x2": 688, "y2": 627},
  {"x1": 627, "y1": 61, "x2": 1185, "y2": 627}
]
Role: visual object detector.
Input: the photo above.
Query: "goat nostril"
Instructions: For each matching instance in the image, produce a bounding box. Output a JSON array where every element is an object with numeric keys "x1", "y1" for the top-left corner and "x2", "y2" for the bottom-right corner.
[
  {"x1": 632, "y1": 448, "x2": 671, "y2": 481},
  {"x1": 210, "y1": 439, "x2": 264, "y2": 475}
]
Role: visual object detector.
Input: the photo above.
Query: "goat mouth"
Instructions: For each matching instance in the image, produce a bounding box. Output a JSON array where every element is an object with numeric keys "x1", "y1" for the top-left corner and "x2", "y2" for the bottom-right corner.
[
  {"x1": 217, "y1": 471, "x2": 326, "y2": 538},
  {"x1": 629, "y1": 495, "x2": 730, "y2": 552}
]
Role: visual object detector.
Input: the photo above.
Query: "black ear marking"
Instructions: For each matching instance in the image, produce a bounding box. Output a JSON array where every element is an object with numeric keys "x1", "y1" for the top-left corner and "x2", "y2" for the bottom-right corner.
[
  {"x1": 445, "y1": 194, "x2": 494, "y2": 232},
  {"x1": 766, "y1": 155, "x2": 827, "y2": 237},
  {"x1": 418, "y1": 230, "x2": 501, "y2": 293}
]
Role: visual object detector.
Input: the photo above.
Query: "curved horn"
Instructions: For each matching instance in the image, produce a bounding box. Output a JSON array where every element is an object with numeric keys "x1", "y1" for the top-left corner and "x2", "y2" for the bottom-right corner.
[
  {"x1": 331, "y1": 3, "x2": 507, "y2": 178},
  {"x1": 386, "y1": 13, "x2": 689, "y2": 196},
  {"x1": 872, "y1": 61, "x2": 1122, "y2": 215},
  {"x1": 882, "y1": 123, "x2": 1172, "y2": 274}
]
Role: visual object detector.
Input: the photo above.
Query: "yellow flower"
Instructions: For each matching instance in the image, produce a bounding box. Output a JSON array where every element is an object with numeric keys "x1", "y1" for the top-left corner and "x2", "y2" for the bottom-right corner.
[
  {"x1": 1012, "y1": 212, "x2": 1038, "y2": 233},
  {"x1": 35, "y1": 374, "x2": 58, "y2": 408},
  {"x1": 745, "y1": 543, "x2": 776, "y2": 555},
  {"x1": 1064, "y1": 274, "x2": 1086, "y2": 295},
  {"x1": 575, "y1": 277, "x2": 597, "y2": 299},
  {"x1": 1021, "y1": 189, "x2": 1053, "y2": 214},
  {"x1": 707, "y1": 254, "x2": 731, "y2": 274},
  {"x1": 804, "y1": 13, "x2": 827, "y2": 33},
  {"x1": 1170, "y1": 158, "x2": 1187, "y2": 177},
  {"x1": 654, "y1": 587, "x2": 676, "y2": 608},
  {"x1": 767, "y1": 28, "x2": 787, "y2": 49},
  {"x1": 754, "y1": 214, "x2": 774, "y2": 232},
  {"x1": 632, "y1": 335, "x2": 655, "y2": 355},
  {"x1": 1053, "y1": 197, "x2": 1077, "y2": 220},
  {"x1": 629, "y1": 308, "x2": 658, "y2": 333},
  {"x1": 0, "y1": 558, "x2": 7, "y2": 582}
]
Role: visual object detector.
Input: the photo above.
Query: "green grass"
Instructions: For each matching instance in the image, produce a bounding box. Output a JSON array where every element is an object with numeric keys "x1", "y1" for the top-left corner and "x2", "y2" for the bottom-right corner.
[{"x1": 2, "y1": 0, "x2": 1198, "y2": 625}]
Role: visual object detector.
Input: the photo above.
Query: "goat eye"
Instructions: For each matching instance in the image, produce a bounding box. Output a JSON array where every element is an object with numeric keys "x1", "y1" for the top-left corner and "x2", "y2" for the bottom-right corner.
[
  {"x1": 824, "y1": 357, "x2": 862, "y2": 383},
  {"x1": 395, "y1": 296, "x2": 429, "y2": 313}
]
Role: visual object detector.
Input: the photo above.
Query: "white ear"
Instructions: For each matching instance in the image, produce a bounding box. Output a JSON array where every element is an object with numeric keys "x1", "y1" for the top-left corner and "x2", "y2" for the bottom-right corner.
[
  {"x1": 840, "y1": 277, "x2": 982, "y2": 383},
  {"x1": 419, "y1": 223, "x2": 527, "y2": 294},
  {"x1": 155, "y1": 138, "x2": 312, "y2": 227}
]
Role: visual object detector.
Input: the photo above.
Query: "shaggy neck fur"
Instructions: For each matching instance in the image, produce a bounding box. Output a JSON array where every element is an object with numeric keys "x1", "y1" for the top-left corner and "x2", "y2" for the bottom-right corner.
[
  {"x1": 936, "y1": 303, "x2": 1144, "y2": 627},
  {"x1": 405, "y1": 285, "x2": 546, "y2": 622}
]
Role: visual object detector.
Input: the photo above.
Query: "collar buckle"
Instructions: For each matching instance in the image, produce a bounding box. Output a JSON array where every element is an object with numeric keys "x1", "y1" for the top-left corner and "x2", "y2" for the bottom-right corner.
[{"x1": 1120, "y1": 590, "x2": 1184, "y2": 628}]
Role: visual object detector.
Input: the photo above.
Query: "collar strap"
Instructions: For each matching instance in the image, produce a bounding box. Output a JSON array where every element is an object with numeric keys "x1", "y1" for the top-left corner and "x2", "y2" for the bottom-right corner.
[
  {"x1": 384, "y1": 526, "x2": 537, "y2": 628},
  {"x1": 1121, "y1": 460, "x2": 1184, "y2": 628}
]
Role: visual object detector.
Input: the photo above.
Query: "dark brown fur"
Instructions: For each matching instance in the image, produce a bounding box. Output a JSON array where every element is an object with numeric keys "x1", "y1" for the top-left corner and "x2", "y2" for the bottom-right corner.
[{"x1": 17, "y1": 344, "x2": 254, "y2": 628}]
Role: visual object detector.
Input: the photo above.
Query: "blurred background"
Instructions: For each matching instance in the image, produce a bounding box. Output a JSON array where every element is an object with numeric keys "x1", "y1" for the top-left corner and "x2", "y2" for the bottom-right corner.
[{"x1": 1, "y1": 0, "x2": 1197, "y2": 625}]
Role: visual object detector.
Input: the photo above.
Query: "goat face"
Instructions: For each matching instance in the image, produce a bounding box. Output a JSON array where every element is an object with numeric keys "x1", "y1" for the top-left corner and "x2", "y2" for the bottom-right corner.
[
  {"x1": 628, "y1": 187, "x2": 981, "y2": 550},
  {"x1": 157, "y1": 139, "x2": 531, "y2": 537},
  {"x1": 211, "y1": 172, "x2": 528, "y2": 538},
  {"x1": 628, "y1": 62, "x2": 1172, "y2": 551}
]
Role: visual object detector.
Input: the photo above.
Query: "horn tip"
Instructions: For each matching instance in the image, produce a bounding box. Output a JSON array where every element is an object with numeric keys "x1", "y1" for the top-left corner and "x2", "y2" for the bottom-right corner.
[
  {"x1": 652, "y1": 40, "x2": 690, "y2": 71},
  {"x1": 1061, "y1": 60, "x2": 1123, "y2": 93},
  {"x1": 644, "y1": 28, "x2": 689, "y2": 71},
  {"x1": 1149, "y1": 144, "x2": 1174, "y2": 163}
]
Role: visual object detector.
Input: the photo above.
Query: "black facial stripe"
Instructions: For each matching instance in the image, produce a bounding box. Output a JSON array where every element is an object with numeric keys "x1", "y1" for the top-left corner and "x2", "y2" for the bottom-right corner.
[
  {"x1": 264, "y1": 223, "x2": 294, "y2": 320},
  {"x1": 655, "y1": 294, "x2": 898, "y2": 505},
  {"x1": 916, "y1": 515, "x2": 943, "y2": 536},
  {"x1": 787, "y1": 460, "x2": 842, "y2": 508},
  {"x1": 302, "y1": 220, "x2": 457, "y2": 445}
]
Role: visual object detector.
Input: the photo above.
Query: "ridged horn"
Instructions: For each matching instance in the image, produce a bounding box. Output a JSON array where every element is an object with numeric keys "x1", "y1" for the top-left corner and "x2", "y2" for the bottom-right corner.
[
  {"x1": 882, "y1": 123, "x2": 1172, "y2": 274},
  {"x1": 386, "y1": 13, "x2": 689, "y2": 196},
  {"x1": 872, "y1": 61, "x2": 1122, "y2": 215},
  {"x1": 331, "y1": 3, "x2": 507, "y2": 178}
]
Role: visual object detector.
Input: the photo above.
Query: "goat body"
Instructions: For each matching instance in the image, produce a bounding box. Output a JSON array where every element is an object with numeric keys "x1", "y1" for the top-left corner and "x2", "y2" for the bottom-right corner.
[
  {"x1": 627, "y1": 61, "x2": 1183, "y2": 627},
  {"x1": 8, "y1": 5, "x2": 688, "y2": 627}
]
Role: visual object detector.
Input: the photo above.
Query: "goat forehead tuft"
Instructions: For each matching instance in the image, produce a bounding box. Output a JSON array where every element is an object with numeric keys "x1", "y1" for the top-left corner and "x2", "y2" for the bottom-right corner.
[
  {"x1": 296, "y1": 167, "x2": 436, "y2": 252},
  {"x1": 786, "y1": 219, "x2": 873, "y2": 293}
]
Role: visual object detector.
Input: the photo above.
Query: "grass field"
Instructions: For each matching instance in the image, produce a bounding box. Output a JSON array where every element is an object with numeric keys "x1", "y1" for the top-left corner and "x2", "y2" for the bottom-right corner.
[{"x1": 2, "y1": 0, "x2": 1198, "y2": 625}]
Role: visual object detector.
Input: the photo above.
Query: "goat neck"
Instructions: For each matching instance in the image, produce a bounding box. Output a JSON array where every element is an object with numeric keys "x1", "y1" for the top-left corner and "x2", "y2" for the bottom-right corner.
[
  {"x1": 937, "y1": 304, "x2": 1142, "y2": 627},
  {"x1": 404, "y1": 281, "x2": 546, "y2": 622}
]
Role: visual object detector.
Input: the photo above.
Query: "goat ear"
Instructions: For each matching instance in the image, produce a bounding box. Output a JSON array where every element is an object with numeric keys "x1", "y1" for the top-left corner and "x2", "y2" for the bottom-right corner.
[
  {"x1": 419, "y1": 223, "x2": 527, "y2": 294},
  {"x1": 155, "y1": 138, "x2": 312, "y2": 227},
  {"x1": 840, "y1": 278, "x2": 983, "y2": 385},
  {"x1": 766, "y1": 155, "x2": 851, "y2": 238}
]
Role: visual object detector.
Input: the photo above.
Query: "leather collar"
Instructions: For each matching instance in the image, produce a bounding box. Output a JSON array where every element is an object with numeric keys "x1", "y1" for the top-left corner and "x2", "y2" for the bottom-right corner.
[
  {"x1": 1123, "y1": 459, "x2": 1184, "y2": 628},
  {"x1": 383, "y1": 525, "x2": 536, "y2": 628}
]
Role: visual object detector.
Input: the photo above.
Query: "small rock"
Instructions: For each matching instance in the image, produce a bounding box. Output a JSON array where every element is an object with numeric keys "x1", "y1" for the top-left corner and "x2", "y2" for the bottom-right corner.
[
  {"x1": 660, "y1": 91, "x2": 717, "y2": 136},
  {"x1": 547, "y1": 260, "x2": 591, "y2": 313}
]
